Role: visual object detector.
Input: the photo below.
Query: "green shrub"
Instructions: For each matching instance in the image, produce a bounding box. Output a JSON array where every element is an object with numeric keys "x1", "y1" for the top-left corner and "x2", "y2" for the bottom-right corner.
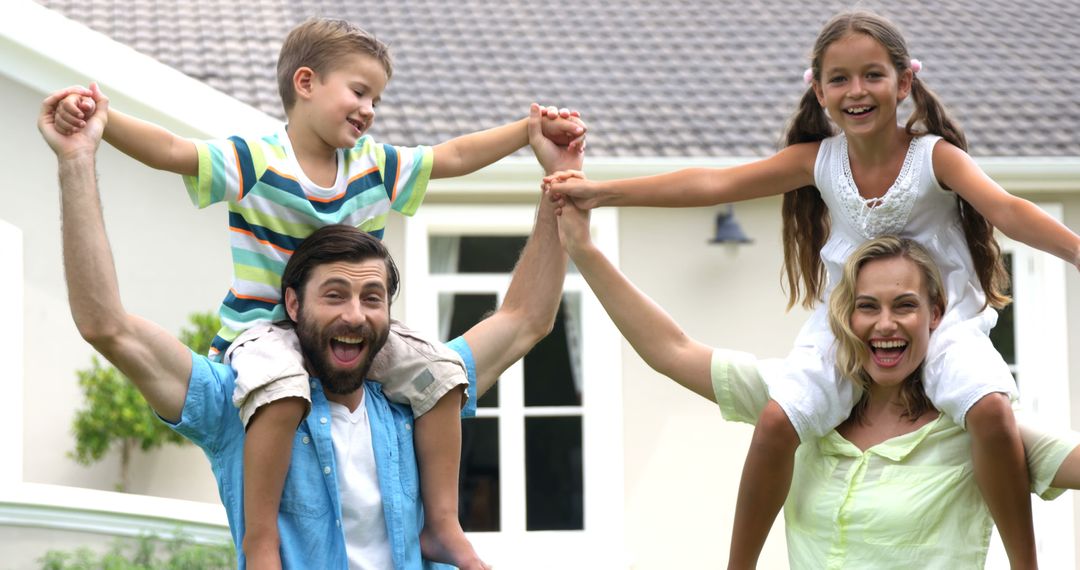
[
  {"x1": 39, "y1": 533, "x2": 235, "y2": 570},
  {"x1": 70, "y1": 312, "x2": 220, "y2": 491}
]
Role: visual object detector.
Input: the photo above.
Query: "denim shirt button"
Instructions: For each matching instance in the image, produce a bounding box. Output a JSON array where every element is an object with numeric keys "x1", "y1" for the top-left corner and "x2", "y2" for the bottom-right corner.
[
  {"x1": 320, "y1": 417, "x2": 328, "y2": 425},
  {"x1": 302, "y1": 436, "x2": 310, "y2": 445},
  {"x1": 404, "y1": 422, "x2": 411, "y2": 431},
  {"x1": 323, "y1": 466, "x2": 331, "y2": 475}
]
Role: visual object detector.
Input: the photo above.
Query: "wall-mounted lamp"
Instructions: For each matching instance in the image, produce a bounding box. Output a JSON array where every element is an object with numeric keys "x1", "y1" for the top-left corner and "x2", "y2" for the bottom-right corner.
[{"x1": 709, "y1": 205, "x2": 752, "y2": 244}]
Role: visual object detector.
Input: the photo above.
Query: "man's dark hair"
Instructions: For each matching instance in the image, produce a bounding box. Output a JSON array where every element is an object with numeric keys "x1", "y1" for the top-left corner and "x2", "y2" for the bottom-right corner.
[{"x1": 281, "y1": 224, "x2": 400, "y2": 304}]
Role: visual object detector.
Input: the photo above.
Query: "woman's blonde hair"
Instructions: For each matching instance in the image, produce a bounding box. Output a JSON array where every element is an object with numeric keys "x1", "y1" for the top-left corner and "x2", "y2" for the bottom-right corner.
[
  {"x1": 781, "y1": 10, "x2": 1010, "y2": 312},
  {"x1": 828, "y1": 236, "x2": 946, "y2": 423}
]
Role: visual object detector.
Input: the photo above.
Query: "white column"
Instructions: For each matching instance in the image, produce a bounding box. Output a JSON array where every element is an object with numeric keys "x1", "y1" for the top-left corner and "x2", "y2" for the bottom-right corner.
[{"x1": 0, "y1": 220, "x2": 24, "y2": 484}]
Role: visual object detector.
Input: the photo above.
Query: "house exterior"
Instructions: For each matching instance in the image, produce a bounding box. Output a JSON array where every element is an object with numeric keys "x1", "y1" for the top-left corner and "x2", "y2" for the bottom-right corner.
[{"x1": 2, "y1": 0, "x2": 1078, "y2": 568}]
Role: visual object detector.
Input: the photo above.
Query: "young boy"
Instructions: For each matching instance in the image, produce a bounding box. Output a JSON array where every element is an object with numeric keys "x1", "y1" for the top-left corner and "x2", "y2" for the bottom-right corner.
[{"x1": 54, "y1": 17, "x2": 584, "y2": 570}]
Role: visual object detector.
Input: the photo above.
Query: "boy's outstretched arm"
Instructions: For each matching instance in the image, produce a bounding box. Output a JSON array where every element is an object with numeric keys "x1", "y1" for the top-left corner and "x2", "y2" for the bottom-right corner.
[
  {"x1": 55, "y1": 83, "x2": 198, "y2": 176},
  {"x1": 430, "y1": 105, "x2": 585, "y2": 179}
]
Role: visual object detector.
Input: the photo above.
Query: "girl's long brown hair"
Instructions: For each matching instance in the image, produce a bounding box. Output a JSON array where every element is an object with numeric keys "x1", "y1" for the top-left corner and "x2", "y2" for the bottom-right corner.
[{"x1": 781, "y1": 10, "x2": 1010, "y2": 310}]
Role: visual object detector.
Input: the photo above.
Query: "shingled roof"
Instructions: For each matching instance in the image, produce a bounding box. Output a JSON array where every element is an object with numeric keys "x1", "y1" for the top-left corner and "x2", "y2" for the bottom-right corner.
[{"x1": 34, "y1": 0, "x2": 1080, "y2": 157}]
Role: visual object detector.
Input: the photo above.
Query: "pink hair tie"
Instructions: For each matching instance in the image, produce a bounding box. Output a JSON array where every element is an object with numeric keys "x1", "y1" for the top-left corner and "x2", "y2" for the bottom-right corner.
[
  {"x1": 803, "y1": 67, "x2": 814, "y2": 85},
  {"x1": 910, "y1": 58, "x2": 923, "y2": 74}
]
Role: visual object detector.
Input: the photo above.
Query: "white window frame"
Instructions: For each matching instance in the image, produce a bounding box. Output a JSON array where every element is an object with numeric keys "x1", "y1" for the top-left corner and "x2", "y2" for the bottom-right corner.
[
  {"x1": 986, "y1": 202, "x2": 1074, "y2": 569},
  {"x1": 404, "y1": 205, "x2": 626, "y2": 568}
]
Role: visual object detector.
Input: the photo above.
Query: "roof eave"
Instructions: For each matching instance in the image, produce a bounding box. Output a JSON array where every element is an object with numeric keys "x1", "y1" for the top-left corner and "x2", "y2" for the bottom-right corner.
[
  {"x1": 1, "y1": 0, "x2": 277, "y2": 139},
  {"x1": 976, "y1": 157, "x2": 1080, "y2": 194}
]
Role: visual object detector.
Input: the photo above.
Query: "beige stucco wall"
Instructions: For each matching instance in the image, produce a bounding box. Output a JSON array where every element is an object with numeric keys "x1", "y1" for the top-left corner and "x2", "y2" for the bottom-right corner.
[
  {"x1": 6, "y1": 76, "x2": 225, "y2": 501},
  {"x1": 617, "y1": 197, "x2": 807, "y2": 568}
]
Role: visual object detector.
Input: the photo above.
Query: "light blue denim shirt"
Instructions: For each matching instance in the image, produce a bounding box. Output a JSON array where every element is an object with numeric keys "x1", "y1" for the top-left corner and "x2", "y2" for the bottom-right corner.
[{"x1": 170, "y1": 336, "x2": 477, "y2": 569}]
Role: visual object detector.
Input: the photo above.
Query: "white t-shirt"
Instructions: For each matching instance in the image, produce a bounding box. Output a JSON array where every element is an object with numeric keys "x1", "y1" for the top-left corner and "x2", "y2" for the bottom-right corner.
[{"x1": 330, "y1": 390, "x2": 394, "y2": 569}]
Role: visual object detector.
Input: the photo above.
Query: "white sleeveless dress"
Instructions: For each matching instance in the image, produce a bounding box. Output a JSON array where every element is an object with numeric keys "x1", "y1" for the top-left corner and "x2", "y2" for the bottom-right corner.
[{"x1": 760, "y1": 133, "x2": 1016, "y2": 440}]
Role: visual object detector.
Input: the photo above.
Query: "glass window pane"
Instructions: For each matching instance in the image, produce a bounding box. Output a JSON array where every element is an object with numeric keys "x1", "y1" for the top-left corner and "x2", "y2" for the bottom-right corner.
[
  {"x1": 428, "y1": 235, "x2": 461, "y2": 274},
  {"x1": 441, "y1": 293, "x2": 500, "y2": 407},
  {"x1": 989, "y1": 253, "x2": 1016, "y2": 365},
  {"x1": 430, "y1": 235, "x2": 528, "y2": 273},
  {"x1": 458, "y1": 236, "x2": 527, "y2": 273},
  {"x1": 460, "y1": 417, "x2": 500, "y2": 531},
  {"x1": 525, "y1": 416, "x2": 583, "y2": 530},
  {"x1": 524, "y1": 295, "x2": 582, "y2": 407}
]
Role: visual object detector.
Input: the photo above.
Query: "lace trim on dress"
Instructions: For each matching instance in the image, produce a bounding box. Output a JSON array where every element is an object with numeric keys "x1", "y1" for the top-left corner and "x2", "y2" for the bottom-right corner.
[{"x1": 834, "y1": 134, "x2": 925, "y2": 240}]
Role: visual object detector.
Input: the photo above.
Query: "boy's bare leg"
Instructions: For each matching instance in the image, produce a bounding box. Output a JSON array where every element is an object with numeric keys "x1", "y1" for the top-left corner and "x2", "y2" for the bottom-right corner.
[
  {"x1": 242, "y1": 397, "x2": 307, "y2": 570},
  {"x1": 416, "y1": 386, "x2": 489, "y2": 570},
  {"x1": 968, "y1": 393, "x2": 1037, "y2": 570},
  {"x1": 728, "y1": 400, "x2": 799, "y2": 570}
]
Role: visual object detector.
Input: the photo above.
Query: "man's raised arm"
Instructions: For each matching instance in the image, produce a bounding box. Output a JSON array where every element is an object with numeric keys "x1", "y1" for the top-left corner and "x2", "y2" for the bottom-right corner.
[
  {"x1": 464, "y1": 104, "x2": 585, "y2": 396},
  {"x1": 40, "y1": 88, "x2": 192, "y2": 422}
]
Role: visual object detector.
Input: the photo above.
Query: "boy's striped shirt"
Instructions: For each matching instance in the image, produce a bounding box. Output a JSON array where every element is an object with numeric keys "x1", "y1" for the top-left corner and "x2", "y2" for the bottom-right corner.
[{"x1": 183, "y1": 127, "x2": 432, "y2": 359}]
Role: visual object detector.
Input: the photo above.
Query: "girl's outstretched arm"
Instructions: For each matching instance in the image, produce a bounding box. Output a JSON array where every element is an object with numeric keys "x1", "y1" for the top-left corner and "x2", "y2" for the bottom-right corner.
[
  {"x1": 544, "y1": 142, "x2": 820, "y2": 209},
  {"x1": 1018, "y1": 421, "x2": 1080, "y2": 490},
  {"x1": 934, "y1": 141, "x2": 1080, "y2": 269},
  {"x1": 1050, "y1": 444, "x2": 1080, "y2": 489},
  {"x1": 555, "y1": 197, "x2": 716, "y2": 400}
]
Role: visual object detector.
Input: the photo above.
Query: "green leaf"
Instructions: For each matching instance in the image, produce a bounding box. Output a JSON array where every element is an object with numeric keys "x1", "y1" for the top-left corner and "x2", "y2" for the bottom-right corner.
[{"x1": 69, "y1": 311, "x2": 219, "y2": 490}]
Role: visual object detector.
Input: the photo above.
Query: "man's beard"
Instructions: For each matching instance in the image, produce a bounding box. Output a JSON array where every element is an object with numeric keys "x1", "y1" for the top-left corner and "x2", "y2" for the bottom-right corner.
[{"x1": 294, "y1": 306, "x2": 389, "y2": 395}]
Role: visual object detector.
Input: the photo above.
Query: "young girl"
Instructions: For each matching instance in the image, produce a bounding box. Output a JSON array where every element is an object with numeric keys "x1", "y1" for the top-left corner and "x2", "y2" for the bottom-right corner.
[{"x1": 544, "y1": 10, "x2": 1080, "y2": 569}]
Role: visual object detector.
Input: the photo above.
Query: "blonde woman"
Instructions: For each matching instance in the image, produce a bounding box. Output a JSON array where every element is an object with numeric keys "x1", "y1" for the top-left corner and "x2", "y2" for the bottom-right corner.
[{"x1": 554, "y1": 198, "x2": 1080, "y2": 568}]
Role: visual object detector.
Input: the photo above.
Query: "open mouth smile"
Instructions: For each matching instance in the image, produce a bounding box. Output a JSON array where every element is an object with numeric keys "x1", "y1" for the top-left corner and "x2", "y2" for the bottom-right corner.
[
  {"x1": 346, "y1": 118, "x2": 366, "y2": 135},
  {"x1": 844, "y1": 105, "x2": 875, "y2": 117},
  {"x1": 330, "y1": 335, "x2": 366, "y2": 367},
  {"x1": 869, "y1": 338, "x2": 907, "y2": 367}
]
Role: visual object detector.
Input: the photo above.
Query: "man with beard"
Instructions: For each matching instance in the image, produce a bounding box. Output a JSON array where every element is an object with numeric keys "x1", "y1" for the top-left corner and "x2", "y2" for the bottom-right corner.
[{"x1": 40, "y1": 84, "x2": 582, "y2": 569}]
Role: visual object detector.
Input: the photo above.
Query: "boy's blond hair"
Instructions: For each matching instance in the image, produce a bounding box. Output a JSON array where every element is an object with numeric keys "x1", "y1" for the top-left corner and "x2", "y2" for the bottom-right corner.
[{"x1": 276, "y1": 18, "x2": 392, "y2": 113}]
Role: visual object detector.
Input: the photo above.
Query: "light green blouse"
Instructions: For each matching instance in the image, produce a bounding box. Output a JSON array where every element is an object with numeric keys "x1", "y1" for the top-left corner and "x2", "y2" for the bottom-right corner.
[{"x1": 711, "y1": 348, "x2": 1077, "y2": 570}]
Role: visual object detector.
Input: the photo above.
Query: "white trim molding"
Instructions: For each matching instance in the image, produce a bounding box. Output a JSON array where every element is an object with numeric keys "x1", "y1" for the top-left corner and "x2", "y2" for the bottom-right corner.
[{"x1": 0, "y1": 483, "x2": 229, "y2": 544}]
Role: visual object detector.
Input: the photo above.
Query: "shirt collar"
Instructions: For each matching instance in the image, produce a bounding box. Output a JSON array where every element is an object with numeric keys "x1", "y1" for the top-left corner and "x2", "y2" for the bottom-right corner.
[{"x1": 818, "y1": 414, "x2": 944, "y2": 461}]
